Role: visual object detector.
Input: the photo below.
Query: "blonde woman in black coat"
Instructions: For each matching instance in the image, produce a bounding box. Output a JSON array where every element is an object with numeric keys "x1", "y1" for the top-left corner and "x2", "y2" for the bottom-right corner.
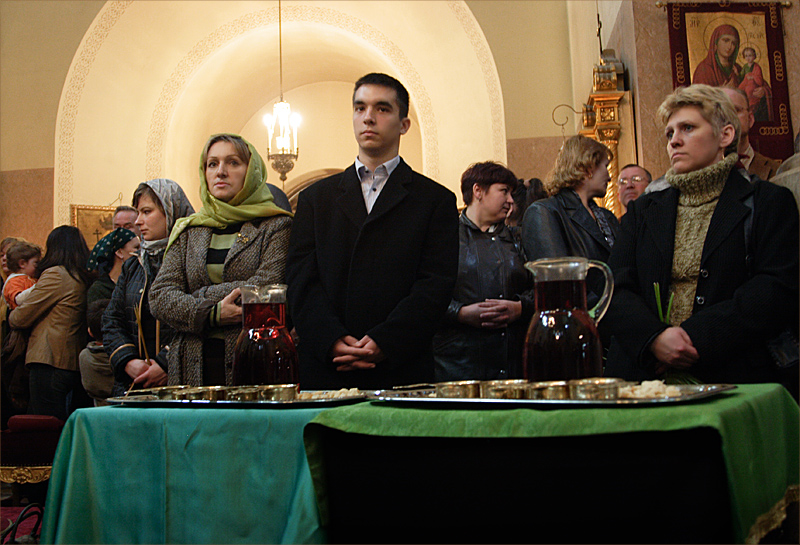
[{"x1": 600, "y1": 84, "x2": 798, "y2": 396}]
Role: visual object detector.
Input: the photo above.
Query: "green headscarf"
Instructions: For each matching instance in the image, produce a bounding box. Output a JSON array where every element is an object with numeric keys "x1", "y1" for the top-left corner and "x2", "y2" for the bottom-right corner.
[
  {"x1": 86, "y1": 227, "x2": 137, "y2": 273},
  {"x1": 167, "y1": 134, "x2": 293, "y2": 251}
]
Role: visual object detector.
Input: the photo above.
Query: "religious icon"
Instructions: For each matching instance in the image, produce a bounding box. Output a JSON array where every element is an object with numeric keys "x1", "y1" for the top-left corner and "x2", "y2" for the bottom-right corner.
[
  {"x1": 70, "y1": 204, "x2": 116, "y2": 247},
  {"x1": 668, "y1": 3, "x2": 794, "y2": 159},
  {"x1": 686, "y1": 14, "x2": 772, "y2": 121}
]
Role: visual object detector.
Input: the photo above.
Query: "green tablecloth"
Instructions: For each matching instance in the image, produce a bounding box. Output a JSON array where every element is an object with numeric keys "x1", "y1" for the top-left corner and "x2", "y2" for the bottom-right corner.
[
  {"x1": 305, "y1": 383, "x2": 799, "y2": 543},
  {"x1": 41, "y1": 406, "x2": 326, "y2": 544}
]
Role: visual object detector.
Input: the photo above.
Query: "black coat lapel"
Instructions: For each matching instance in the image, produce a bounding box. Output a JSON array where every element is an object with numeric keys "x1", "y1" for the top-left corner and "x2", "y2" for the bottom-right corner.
[
  {"x1": 365, "y1": 160, "x2": 411, "y2": 224},
  {"x1": 641, "y1": 187, "x2": 678, "y2": 267},
  {"x1": 337, "y1": 166, "x2": 368, "y2": 228},
  {"x1": 701, "y1": 170, "x2": 752, "y2": 264}
]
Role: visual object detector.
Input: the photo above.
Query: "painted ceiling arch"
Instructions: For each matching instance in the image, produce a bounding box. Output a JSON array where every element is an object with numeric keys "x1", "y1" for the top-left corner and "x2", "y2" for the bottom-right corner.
[{"x1": 55, "y1": 0, "x2": 505, "y2": 221}]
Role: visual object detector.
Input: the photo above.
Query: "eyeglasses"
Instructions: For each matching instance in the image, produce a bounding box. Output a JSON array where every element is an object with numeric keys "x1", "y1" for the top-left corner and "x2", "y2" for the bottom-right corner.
[{"x1": 618, "y1": 175, "x2": 648, "y2": 186}]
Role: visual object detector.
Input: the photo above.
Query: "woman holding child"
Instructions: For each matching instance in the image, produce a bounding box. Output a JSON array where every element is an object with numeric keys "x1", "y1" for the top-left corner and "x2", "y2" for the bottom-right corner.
[
  {"x1": 102, "y1": 179, "x2": 194, "y2": 396},
  {"x1": 8, "y1": 226, "x2": 92, "y2": 420},
  {"x1": 149, "y1": 134, "x2": 293, "y2": 387}
]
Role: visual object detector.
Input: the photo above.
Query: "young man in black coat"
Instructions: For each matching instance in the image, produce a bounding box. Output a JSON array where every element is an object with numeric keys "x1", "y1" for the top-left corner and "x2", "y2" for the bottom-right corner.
[
  {"x1": 286, "y1": 73, "x2": 459, "y2": 390},
  {"x1": 601, "y1": 84, "x2": 798, "y2": 397}
]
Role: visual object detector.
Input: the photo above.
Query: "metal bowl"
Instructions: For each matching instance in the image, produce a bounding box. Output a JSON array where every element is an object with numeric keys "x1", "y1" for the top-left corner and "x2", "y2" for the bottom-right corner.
[
  {"x1": 527, "y1": 381, "x2": 570, "y2": 400},
  {"x1": 153, "y1": 385, "x2": 194, "y2": 400},
  {"x1": 259, "y1": 384, "x2": 299, "y2": 401},
  {"x1": 173, "y1": 387, "x2": 205, "y2": 400},
  {"x1": 483, "y1": 382, "x2": 527, "y2": 399},
  {"x1": 480, "y1": 379, "x2": 528, "y2": 398},
  {"x1": 435, "y1": 380, "x2": 481, "y2": 398},
  {"x1": 227, "y1": 387, "x2": 261, "y2": 401},
  {"x1": 173, "y1": 386, "x2": 228, "y2": 401},
  {"x1": 123, "y1": 387, "x2": 160, "y2": 397},
  {"x1": 568, "y1": 377, "x2": 621, "y2": 400}
]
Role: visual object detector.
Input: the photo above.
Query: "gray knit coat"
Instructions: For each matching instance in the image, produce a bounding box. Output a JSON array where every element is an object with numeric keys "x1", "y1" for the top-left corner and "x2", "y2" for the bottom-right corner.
[{"x1": 149, "y1": 215, "x2": 292, "y2": 386}]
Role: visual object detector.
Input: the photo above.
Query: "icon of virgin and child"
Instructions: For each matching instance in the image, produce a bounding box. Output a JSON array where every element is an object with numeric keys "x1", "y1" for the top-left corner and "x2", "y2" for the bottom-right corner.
[{"x1": 692, "y1": 23, "x2": 772, "y2": 121}]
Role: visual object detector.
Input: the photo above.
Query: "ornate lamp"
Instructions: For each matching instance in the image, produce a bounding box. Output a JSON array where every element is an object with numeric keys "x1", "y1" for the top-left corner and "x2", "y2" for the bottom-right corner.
[{"x1": 262, "y1": 0, "x2": 301, "y2": 182}]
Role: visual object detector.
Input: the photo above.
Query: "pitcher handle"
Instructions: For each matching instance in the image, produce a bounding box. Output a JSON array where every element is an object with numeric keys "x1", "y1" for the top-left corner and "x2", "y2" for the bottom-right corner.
[{"x1": 587, "y1": 260, "x2": 614, "y2": 323}]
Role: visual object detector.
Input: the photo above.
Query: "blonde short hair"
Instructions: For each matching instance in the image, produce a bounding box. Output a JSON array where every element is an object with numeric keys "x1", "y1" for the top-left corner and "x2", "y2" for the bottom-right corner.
[
  {"x1": 657, "y1": 84, "x2": 740, "y2": 156},
  {"x1": 546, "y1": 135, "x2": 612, "y2": 196}
]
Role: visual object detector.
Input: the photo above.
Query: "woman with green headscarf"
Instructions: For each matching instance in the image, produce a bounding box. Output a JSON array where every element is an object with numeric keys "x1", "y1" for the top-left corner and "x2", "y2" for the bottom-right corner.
[{"x1": 149, "y1": 134, "x2": 293, "y2": 386}]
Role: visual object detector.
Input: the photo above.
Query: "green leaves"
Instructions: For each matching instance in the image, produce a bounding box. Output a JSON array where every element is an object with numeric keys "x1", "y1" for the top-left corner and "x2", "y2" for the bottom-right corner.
[{"x1": 653, "y1": 282, "x2": 674, "y2": 324}]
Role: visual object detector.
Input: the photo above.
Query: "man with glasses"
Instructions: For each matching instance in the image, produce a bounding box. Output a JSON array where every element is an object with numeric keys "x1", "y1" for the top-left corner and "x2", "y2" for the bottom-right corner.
[{"x1": 617, "y1": 164, "x2": 652, "y2": 209}]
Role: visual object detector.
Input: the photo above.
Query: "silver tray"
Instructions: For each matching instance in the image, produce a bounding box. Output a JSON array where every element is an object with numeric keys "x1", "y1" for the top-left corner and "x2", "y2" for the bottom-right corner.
[
  {"x1": 106, "y1": 393, "x2": 369, "y2": 409},
  {"x1": 370, "y1": 384, "x2": 738, "y2": 408}
]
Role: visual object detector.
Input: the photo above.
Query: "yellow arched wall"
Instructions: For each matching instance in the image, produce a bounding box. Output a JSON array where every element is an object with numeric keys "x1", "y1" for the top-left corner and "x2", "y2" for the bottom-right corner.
[{"x1": 55, "y1": 0, "x2": 505, "y2": 221}]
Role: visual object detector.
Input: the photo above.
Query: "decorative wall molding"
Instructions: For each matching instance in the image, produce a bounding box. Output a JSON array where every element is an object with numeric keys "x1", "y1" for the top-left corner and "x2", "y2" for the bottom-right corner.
[
  {"x1": 55, "y1": 0, "x2": 132, "y2": 225},
  {"x1": 144, "y1": 5, "x2": 441, "y2": 182},
  {"x1": 55, "y1": 1, "x2": 505, "y2": 222},
  {"x1": 447, "y1": 1, "x2": 507, "y2": 161},
  {"x1": 0, "y1": 466, "x2": 52, "y2": 484}
]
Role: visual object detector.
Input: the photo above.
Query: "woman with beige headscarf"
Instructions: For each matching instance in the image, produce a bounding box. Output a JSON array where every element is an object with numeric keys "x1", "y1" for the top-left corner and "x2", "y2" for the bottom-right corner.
[{"x1": 102, "y1": 179, "x2": 194, "y2": 396}]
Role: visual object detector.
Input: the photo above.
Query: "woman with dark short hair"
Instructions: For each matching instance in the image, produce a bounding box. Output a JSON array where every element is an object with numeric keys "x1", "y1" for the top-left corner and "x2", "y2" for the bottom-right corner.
[{"x1": 432, "y1": 161, "x2": 533, "y2": 381}]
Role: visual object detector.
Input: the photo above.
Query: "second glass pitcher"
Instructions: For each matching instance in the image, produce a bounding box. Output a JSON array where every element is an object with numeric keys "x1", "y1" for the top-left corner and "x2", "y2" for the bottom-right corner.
[{"x1": 522, "y1": 257, "x2": 614, "y2": 382}]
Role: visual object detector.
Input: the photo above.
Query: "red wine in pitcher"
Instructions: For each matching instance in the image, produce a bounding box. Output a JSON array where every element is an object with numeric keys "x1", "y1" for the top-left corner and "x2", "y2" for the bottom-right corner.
[
  {"x1": 242, "y1": 302, "x2": 284, "y2": 329},
  {"x1": 523, "y1": 280, "x2": 602, "y2": 382},
  {"x1": 233, "y1": 302, "x2": 298, "y2": 386},
  {"x1": 535, "y1": 279, "x2": 587, "y2": 311}
]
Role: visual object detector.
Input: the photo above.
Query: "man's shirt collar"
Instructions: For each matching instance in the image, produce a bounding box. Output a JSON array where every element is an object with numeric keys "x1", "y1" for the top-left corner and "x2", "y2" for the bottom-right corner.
[{"x1": 355, "y1": 155, "x2": 401, "y2": 181}]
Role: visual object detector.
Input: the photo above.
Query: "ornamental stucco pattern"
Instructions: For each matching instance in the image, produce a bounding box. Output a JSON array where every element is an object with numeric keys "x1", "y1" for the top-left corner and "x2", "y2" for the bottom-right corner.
[
  {"x1": 56, "y1": 1, "x2": 505, "y2": 222},
  {"x1": 144, "y1": 5, "x2": 440, "y2": 182},
  {"x1": 56, "y1": 0, "x2": 132, "y2": 225},
  {"x1": 447, "y1": 1, "x2": 506, "y2": 162}
]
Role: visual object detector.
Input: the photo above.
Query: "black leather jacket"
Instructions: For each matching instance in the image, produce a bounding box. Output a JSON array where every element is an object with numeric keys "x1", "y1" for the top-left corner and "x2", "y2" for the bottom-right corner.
[
  {"x1": 102, "y1": 251, "x2": 174, "y2": 395},
  {"x1": 521, "y1": 189, "x2": 618, "y2": 304},
  {"x1": 432, "y1": 213, "x2": 534, "y2": 381}
]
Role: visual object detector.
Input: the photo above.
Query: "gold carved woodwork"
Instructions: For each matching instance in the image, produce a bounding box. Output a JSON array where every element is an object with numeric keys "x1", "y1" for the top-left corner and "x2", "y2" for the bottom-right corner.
[
  {"x1": 582, "y1": 49, "x2": 627, "y2": 218},
  {"x1": 0, "y1": 466, "x2": 52, "y2": 484},
  {"x1": 593, "y1": 50, "x2": 625, "y2": 93},
  {"x1": 599, "y1": 107, "x2": 616, "y2": 123}
]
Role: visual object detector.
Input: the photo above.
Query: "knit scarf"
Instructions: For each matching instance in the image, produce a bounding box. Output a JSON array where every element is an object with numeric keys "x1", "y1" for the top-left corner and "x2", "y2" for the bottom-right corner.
[
  {"x1": 167, "y1": 134, "x2": 293, "y2": 251},
  {"x1": 665, "y1": 152, "x2": 737, "y2": 326}
]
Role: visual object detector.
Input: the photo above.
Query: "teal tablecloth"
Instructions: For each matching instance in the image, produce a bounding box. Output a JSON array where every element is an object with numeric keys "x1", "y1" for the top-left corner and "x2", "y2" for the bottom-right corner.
[
  {"x1": 305, "y1": 383, "x2": 799, "y2": 543},
  {"x1": 41, "y1": 406, "x2": 326, "y2": 544}
]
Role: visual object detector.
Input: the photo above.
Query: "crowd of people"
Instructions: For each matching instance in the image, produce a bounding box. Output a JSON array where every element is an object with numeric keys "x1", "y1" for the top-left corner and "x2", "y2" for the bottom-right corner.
[{"x1": 1, "y1": 73, "x2": 798, "y2": 424}]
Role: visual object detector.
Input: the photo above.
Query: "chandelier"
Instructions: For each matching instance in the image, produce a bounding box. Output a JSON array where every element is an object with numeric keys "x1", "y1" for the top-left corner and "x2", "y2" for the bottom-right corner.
[{"x1": 263, "y1": 0, "x2": 301, "y2": 182}]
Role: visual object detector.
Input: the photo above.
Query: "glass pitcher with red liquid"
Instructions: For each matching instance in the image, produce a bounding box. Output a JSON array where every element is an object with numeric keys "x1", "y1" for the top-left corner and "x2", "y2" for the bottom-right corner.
[
  {"x1": 232, "y1": 284, "x2": 298, "y2": 387},
  {"x1": 523, "y1": 257, "x2": 613, "y2": 382}
]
